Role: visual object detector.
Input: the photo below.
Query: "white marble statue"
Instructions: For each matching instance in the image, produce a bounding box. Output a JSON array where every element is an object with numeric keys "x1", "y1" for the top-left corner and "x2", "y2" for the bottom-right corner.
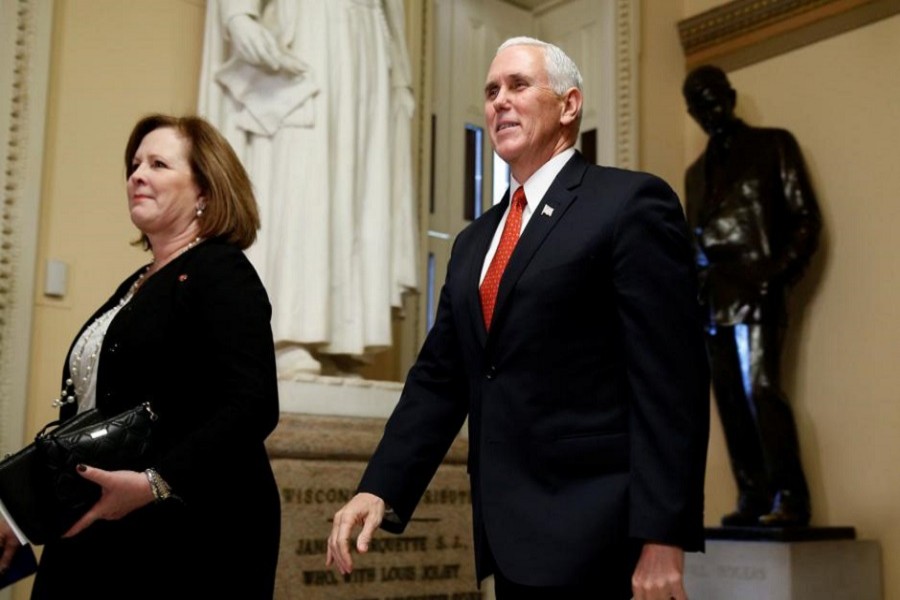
[{"x1": 199, "y1": 0, "x2": 418, "y2": 377}]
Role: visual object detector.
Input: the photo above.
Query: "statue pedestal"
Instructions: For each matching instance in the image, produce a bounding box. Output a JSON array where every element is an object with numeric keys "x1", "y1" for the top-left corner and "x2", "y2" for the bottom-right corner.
[
  {"x1": 685, "y1": 528, "x2": 883, "y2": 599},
  {"x1": 268, "y1": 379, "x2": 482, "y2": 599},
  {"x1": 278, "y1": 375, "x2": 402, "y2": 418}
]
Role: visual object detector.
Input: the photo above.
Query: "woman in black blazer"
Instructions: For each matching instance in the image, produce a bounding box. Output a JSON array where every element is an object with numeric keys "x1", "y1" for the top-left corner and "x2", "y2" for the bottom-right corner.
[{"x1": 0, "y1": 114, "x2": 281, "y2": 598}]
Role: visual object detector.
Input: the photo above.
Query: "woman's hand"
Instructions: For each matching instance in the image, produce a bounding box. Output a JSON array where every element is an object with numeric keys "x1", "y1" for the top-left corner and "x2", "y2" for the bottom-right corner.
[
  {"x1": 0, "y1": 518, "x2": 22, "y2": 574},
  {"x1": 63, "y1": 465, "x2": 155, "y2": 538}
]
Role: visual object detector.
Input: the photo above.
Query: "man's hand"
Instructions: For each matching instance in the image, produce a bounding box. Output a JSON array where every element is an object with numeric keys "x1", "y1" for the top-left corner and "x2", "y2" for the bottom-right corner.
[
  {"x1": 631, "y1": 542, "x2": 687, "y2": 600},
  {"x1": 63, "y1": 465, "x2": 155, "y2": 538},
  {"x1": 325, "y1": 493, "x2": 386, "y2": 575}
]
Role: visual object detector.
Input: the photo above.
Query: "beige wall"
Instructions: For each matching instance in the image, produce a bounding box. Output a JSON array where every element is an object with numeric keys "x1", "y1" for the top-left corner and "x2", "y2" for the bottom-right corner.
[
  {"x1": 677, "y1": 2, "x2": 900, "y2": 598},
  {"x1": 15, "y1": 0, "x2": 900, "y2": 598},
  {"x1": 27, "y1": 0, "x2": 206, "y2": 439},
  {"x1": 722, "y1": 15, "x2": 900, "y2": 598},
  {"x1": 16, "y1": 1, "x2": 204, "y2": 595},
  {"x1": 639, "y1": 0, "x2": 688, "y2": 192}
]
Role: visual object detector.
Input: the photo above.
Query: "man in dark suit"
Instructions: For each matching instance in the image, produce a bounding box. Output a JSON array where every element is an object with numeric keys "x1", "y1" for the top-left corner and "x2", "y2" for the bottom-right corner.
[
  {"x1": 327, "y1": 37, "x2": 709, "y2": 599},
  {"x1": 683, "y1": 65, "x2": 821, "y2": 527}
]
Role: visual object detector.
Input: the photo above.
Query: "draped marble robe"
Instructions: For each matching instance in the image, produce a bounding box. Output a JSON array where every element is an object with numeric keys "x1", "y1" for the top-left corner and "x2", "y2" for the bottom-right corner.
[{"x1": 199, "y1": 0, "x2": 417, "y2": 371}]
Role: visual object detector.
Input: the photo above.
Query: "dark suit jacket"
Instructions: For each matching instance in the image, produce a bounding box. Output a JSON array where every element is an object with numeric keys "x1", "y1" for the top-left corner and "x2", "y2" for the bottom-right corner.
[
  {"x1": 33, "y1": 239, "x2": 281, "y2": 599},
  {"x1": 359, "y1": 152, "x2": 710, "y2": 588}
]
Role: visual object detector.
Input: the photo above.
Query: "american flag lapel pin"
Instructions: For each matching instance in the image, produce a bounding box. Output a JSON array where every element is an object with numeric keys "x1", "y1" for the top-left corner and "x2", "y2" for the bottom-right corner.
[{"x1": 541, "y1": 205, "x2": 555, "y2": 217}]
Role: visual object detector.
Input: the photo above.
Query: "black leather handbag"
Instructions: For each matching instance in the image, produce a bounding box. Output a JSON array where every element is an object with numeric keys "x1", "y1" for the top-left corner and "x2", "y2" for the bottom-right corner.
[{"x1": 0, "y1": 402, "x2": 158, "y2": 545}]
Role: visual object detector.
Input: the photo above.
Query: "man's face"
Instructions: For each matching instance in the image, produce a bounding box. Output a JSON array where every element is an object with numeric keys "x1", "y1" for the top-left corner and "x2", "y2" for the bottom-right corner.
[
  {"x1": 686, "y1": 83, "x2": 736, "y2": 136},
  {"x1": 484, "y1": 45, "x2": 568, "y2": 181}
]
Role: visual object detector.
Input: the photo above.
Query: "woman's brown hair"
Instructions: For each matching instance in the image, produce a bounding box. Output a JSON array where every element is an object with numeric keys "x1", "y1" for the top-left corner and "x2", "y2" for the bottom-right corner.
[{"x1": 124, "y1": 114, "x2": 260, "y2": 249}]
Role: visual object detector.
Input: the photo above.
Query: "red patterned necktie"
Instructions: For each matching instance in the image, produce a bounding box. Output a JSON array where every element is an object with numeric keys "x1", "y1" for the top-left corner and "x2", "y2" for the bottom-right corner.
[{"x1": 480, "y1": 187, "x2": 527, "y2": 331}]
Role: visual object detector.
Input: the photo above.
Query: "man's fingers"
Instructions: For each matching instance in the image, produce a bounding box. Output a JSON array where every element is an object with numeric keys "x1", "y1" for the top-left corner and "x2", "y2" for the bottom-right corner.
[
  {"x1": 631, "y1": 543, "x2": 686, "y2": 600},
  {"x1": 326, "y1": 494, "x2": 387, "y2": 575},
  {"x1": 356, "y1": 530, "x2": 372, "y2": 553},
  {"x1": 326, "y1": 507, "x2": 358, "y2": 575},
  {"x1": 355, "y1": 510, "x2": 383, "y2": 553},
  {"x1": 334, "y1": 513, "x2": 358, "y2": 573}
]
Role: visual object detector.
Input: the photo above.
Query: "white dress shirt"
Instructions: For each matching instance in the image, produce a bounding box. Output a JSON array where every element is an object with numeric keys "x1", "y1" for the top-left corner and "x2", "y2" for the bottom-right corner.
[{"x1": 479, "y1": 148, "x2": 575, "y2": 284}]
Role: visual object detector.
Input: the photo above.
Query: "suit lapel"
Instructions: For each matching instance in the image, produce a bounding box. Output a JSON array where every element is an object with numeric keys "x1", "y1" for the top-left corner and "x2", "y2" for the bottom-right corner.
[{"x1": 488, "y1": 152, "x2": 590, "y2": 337}]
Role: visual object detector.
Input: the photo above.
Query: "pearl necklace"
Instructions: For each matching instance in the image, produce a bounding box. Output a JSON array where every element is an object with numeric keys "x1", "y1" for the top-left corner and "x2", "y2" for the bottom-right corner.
[
  {"x1": 137, "y1": 236, "x2": 205, "y2": 291},
  {"x1": 67, "y1": 301, "x2": 127, "y2": 411},
  {"x1": 160, "y1": 234, "x2": 204, "y2": 265},
  {"x1": 52, "y1": 236, "x2": 205, "y2": 409}
]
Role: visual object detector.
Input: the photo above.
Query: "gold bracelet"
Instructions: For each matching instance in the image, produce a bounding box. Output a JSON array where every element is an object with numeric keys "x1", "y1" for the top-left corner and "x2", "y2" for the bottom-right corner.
[{"x1": 144, "y1": 468, "x2": 173, "y2": 502}]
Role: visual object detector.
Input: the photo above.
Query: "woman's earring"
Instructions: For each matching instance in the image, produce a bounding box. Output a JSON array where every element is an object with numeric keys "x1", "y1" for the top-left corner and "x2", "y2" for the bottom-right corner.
[{"x1": 196, "y1": 204, "x2": 205, "y2": 218}]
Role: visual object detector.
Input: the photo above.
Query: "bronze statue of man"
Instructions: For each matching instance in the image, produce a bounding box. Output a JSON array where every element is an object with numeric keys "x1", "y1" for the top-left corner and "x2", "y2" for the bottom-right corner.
[{"x1": 683, "y1": 65, "x2": 822, "y2": 527}]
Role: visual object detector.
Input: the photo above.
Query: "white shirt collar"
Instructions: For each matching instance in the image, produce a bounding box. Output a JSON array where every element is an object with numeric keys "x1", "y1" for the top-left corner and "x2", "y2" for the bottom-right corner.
[
  {"x1": 510, "y1": 147, "x2": 576, "y2": 212},
  {"x1": 479, "y1": 148, "x2": 577, "y2": 285}
]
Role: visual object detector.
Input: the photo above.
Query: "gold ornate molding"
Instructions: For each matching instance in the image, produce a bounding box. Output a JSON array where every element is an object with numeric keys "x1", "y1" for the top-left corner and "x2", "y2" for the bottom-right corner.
[
  {"x1": 1, "y1": 0, "x2": 51, "y2": 453},
  {"x1": 0, "y1": 0, "x2": 36, "y2": 453},
  {"x1": 678, "y1": 0, "x2": 900, "y2": 71},
  {"x1": 615, "y1": 0, "x2": 639, "y2": 170}
]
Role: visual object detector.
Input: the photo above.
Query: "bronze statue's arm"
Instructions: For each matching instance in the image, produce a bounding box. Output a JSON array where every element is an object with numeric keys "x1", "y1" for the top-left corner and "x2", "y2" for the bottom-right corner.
[{"x1": 776, "y1": 130, "x2": 822, "y2": 285}]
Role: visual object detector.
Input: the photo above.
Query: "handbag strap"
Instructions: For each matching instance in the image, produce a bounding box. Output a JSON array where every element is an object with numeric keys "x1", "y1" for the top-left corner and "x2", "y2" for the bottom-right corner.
[
  {"x1": 36, "y1": 419, "x2": 64, "y2": 439},
  {"x1": 36, "y1": 402, "x2": 158, "y2": 440}
]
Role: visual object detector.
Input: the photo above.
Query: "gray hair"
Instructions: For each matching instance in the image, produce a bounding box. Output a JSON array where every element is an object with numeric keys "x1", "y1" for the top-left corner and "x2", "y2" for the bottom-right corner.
[{"x1": 497, "y1": 36, "x2": 583, "y2": 96}]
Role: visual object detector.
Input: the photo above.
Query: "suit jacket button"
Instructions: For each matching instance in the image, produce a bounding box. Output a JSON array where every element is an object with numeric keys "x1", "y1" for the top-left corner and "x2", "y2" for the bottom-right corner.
[{"x1": 486, "y1": 366, "x2": 497, "y2": 380}]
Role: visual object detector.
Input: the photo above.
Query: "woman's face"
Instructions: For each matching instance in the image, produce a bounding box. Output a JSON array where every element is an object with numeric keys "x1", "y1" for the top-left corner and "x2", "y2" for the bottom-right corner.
[{"x1": 126, "y1": 127, "x2": 203, "y2": 240}]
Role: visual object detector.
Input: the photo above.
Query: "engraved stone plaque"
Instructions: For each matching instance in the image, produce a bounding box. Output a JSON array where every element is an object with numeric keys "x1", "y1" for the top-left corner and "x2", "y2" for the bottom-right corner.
[{"x1": 268, "y1": 414, "x2": 482, "y2": 600}]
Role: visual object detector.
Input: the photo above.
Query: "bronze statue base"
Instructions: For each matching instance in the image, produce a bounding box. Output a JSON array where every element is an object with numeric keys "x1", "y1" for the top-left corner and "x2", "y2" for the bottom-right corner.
[{"x1": 706, "y1": 525, "x2": 856, "y2": 542}]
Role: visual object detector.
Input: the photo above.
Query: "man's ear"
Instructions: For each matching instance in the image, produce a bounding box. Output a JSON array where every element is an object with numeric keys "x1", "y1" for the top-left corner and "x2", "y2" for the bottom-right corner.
[{"x1": 560, "y1": 87, "x2": 583, "y2": 126}]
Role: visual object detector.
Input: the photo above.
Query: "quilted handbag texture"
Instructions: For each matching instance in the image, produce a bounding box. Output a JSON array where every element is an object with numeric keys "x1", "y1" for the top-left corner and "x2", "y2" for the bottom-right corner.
[
  {"x1": 0, "y1": 403, "x2": 158, "y2": 544},
  {"x1": 36, "y1": 402, "x2": 158, "y2": 540}
]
